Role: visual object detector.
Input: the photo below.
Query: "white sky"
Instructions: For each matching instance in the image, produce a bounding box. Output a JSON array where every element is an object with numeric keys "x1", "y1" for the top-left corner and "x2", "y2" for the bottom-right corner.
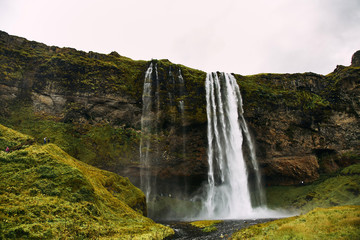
[{"x1": 0, "y1": 0, "x2": 359, "y2": 75}]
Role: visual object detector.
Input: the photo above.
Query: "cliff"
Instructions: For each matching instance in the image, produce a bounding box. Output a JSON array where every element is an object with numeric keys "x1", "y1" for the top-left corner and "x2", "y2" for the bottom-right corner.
[{"x1": 0, "y1": 30, "x2": 359, "y2": 193}]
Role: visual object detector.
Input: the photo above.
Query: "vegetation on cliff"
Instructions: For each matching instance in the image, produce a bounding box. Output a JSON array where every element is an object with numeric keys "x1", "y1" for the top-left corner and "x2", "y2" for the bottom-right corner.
[
  {"x1": 0, "y1": 30, "x2": 149, "y2": 99},
  {"x1": 0, "y1": 103, "x2": 141, "y2": 174},
  {"x1": 0, "y1": 124, "x2": 173, "y2": 239}
]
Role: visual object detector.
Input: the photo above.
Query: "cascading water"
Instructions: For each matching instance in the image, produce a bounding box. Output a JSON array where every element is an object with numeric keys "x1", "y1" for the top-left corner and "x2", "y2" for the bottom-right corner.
[
  {"x1": 200, "y1": 72, "x2": 266, "y2": 219},
  {"x1": 140, "y1": 63, "x2": 192, "y2": 218},
  {"x1": 178, "y1": 69, "x2": 186, "y2": 160},
  {"x1": 140, "y1": 63, "x2": 160, "y2": 207},
  {"x1": 140, "y1": 63, "x2": 154, "y2": 201}
]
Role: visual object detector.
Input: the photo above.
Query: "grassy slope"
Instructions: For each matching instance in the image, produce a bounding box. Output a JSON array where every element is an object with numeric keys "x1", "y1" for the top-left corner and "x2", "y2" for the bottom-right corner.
[
  {"x1": 0, "y1": 124, "x2": 173, "y2": 239},
  {"x1": 266, "y1": 164, "x2": 360, "y2": 212},
  {"x1": 232, "y1": 205, "x2": 360, "y2": 240}
]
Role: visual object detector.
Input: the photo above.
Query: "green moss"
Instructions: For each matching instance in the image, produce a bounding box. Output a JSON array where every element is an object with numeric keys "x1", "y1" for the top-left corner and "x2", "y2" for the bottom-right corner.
[
  {"x1": 0, "y1": 124, "x2": 174, "y2": 239},
  {"x1": 0, "y1": 105, "x2": 141, "y2": 170},
  {"x1": 266, "y1": 164, "x2": 360, "y2": 212},
  {"x1": 231, "y1": 205, "x2": 360, "y2": 240},
  {"x1": 190, "y1": 220, "x2": 222, "y2": 232},
  {"x1": 0, "y1": 124, "x2": 34, "y2": 151},
  {"x1": 341, "y1": 163, "x2": 360, "y2": 175}
]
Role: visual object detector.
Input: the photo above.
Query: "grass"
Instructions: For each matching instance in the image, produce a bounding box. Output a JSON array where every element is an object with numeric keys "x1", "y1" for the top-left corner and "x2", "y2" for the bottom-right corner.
[
  {"x1": 266, "y1": 163, "x2": 360, "y2": 212},
  {"x1": 0, "y1": 124, "x2": 174, "y2": 239},
  {"x1": 190, "y1": 220, "x2": 223, "y2": 232},
  {"x1": 231, "y1": 205, "x2": 360, "y2": 240}
]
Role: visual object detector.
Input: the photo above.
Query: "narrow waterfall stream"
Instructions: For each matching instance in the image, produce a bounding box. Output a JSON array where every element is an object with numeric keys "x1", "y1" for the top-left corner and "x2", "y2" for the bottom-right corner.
[
  {"x1": 140, "y1": 62, "x2": 161, "y2": 213},
  {"x1": 140, "y1": 63, "x2": 190, "y2": 218},
  {"x1": 140, "y1": 63, "x2": 155, "y2": 202},
  {"x1": 178, "y1": 69, "x2": 186, "y2": 163}
]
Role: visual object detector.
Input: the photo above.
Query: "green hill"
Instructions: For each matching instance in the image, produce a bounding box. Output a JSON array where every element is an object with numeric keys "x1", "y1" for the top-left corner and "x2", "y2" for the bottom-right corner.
[
  {"x1": 232, "y1": 205, "x2": 360, "y2": 240},
  {"x1": 266, "y1": 163, "x2": 360, "y2": 212},
  {"x1": 0, "y1": 124, "x2": 173, "y2": 239}
]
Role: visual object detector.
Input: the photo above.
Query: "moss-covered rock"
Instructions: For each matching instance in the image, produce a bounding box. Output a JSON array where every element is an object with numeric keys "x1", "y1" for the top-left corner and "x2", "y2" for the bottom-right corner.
[{"x1": 190, "y1": 220, "x2": 223, "y2": 232}]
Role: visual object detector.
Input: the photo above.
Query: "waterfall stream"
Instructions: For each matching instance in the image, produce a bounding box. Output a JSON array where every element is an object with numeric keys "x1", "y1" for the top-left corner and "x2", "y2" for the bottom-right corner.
[
  {"x1": 200, "y1": 72, "x2": 266, "y2": 219},
  {"x1": 140, "y1": 63, "x2": 189, "y2": 218},
  {"x1": 178, "y1": 69, "x2": 186, "y2": 161},
  {"x1": 140, "y1": 63, "x2": 160, "y2": 207},
  {"x1": 140, "y1": 63, "x2": 154, "y2": 202}
]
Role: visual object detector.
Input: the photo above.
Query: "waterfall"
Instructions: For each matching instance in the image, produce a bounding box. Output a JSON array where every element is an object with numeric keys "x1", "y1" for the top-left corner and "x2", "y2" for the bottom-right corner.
[
  {"x1": 178, "y1": 69, "x2": 186, "y2": 160},
  {"x1": 200, "y1": 72, "x2": 265, "y2": 219},
  {"x1": 140, "y1": 63, "x2": 160, "y2": 206},
  {"x1": 140, "y1": 63, "x2": 153, "y2": 201}
]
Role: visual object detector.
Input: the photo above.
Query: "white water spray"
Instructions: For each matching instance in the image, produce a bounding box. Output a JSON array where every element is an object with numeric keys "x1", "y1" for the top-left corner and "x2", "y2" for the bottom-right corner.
[{"x1": 199, "y1": 72, "x2": 268, "y2": 219}]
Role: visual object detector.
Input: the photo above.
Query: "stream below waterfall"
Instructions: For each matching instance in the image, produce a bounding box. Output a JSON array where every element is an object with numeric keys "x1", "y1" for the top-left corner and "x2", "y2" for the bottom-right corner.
[{"x1": 161, "y1": 218, "x2": 277, "y2": 240}]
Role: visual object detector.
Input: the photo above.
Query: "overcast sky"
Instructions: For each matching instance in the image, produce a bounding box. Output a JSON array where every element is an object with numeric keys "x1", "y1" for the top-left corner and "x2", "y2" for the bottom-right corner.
[{"x1": 0, "y1": 0, "x2": 359, "y2": 75}]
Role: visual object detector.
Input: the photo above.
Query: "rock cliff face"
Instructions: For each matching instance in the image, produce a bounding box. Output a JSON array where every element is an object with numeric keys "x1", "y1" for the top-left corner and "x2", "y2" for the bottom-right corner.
[
  {"x1": 236, "y1": 68, "x2": 360, "y2": 185},
  {"x1": 0, "y1": 30, "x2": 359, "y2": 191}
]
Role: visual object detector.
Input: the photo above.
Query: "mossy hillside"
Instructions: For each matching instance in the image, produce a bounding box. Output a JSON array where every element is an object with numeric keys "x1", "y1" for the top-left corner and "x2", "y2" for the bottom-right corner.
[
  {"x1": 0, "y1": 123, "x2": 34, "y2": 151},
  {"x1": 0, "y1": 124, "x2": 173, "y2": 239},
  {"x1": 231, "y1": 205, "x2": 360, "y2": 240},
  {"x1": 0, "y1": 105, "x2": 141, "y2": 171},
  {"x1": 266, "y1": 163, "x2": 360, "y2": 212}
]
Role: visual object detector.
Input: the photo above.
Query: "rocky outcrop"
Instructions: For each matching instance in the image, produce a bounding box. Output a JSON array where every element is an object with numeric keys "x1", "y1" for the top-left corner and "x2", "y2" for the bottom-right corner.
[
  {"x1": 0, "y1": 30, "x2": 359, "y2": 189},
  {"x1": 351, "y1": 50, "x2": 360, "y2": 67},
  {"x1": 262, "y1": 155, "x2": 319, "y2": 186}
]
